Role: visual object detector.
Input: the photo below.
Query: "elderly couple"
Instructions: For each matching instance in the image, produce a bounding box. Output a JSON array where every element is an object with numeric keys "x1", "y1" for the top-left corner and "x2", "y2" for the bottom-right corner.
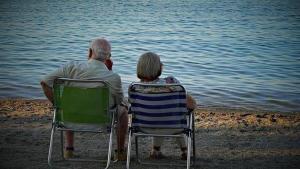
[{"x1": 40, "y1": 38, "x2": 197, "y2": 161}]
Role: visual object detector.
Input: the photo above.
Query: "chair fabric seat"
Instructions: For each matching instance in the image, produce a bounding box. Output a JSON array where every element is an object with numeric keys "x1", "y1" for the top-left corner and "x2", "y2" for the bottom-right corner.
[{"x1": 129, "y1": 86, "x2": 188, "y2": 129}]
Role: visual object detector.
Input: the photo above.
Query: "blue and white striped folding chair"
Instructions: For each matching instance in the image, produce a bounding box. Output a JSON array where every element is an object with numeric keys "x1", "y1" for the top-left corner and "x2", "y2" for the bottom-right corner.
[{"x1": 126, "y1": 83, "x2": 196, "y2": 169}]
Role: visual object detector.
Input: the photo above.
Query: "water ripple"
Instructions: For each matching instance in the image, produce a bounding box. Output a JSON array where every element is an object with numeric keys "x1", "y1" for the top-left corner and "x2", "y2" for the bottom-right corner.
[{"x1": 0, "y1": 0, "x2": 300, "y2": 112}]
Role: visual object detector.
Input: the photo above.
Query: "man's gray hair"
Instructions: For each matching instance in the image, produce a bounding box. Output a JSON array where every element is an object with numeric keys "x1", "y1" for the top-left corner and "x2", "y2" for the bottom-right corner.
[{"x1": 90, "y1": 39, "x2": 111, "y2": 61}]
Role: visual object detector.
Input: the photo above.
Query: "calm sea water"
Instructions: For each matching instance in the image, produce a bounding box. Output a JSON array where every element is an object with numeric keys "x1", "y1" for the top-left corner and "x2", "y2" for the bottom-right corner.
[{"x1": 0, "y1": 0, "x2": 299, "y2": 112}]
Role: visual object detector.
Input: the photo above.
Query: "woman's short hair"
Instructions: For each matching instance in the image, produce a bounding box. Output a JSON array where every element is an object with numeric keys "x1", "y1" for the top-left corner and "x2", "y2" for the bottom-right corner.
[{"x1": 137, "y1": 52, "x2": 162, "y2": 81}]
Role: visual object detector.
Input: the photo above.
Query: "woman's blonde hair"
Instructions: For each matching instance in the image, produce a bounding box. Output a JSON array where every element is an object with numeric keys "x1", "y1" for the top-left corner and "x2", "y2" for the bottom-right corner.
[{"x1": 137, "y1": 52, "x2": 162, "y2": 81}]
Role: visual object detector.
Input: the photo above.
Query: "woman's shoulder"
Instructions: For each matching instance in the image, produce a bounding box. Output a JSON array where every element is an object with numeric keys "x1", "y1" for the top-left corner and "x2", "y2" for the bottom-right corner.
[{"x1": 161, "y1": 76, "x2": 180, "y2": 84}]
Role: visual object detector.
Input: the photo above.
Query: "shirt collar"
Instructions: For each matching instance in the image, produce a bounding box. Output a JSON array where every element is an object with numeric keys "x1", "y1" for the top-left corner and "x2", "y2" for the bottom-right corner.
[
  {"x1": 88, "y1": 59, "x2": 108, "y2": 69},
  {"x1": 88, "y1": 59, "x2": 108, "y2": 70}
]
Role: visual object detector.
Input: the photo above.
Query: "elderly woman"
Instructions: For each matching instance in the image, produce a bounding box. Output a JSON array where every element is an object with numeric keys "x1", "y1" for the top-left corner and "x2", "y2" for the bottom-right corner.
[{"x1": 136, "y1": 52, "x2": 197, "y2": 159}]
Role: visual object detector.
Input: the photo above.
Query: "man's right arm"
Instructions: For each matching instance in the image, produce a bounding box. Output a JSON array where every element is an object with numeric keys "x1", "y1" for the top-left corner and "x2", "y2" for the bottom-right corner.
[{"x1": 40, "y1": 81, "x2": 54, "y2": 103}]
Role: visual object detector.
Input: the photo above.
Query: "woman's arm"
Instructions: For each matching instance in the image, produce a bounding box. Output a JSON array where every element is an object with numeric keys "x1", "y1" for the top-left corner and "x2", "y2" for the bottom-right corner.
[{"x1": 186, "y1": 94, "x2": 197, "y2": 110}]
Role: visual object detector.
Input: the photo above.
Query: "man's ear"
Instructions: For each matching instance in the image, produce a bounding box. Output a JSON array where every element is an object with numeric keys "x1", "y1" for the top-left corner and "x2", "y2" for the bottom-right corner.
[{"x1": 88, "y1": 48, "x2": 92, "y2": 59}]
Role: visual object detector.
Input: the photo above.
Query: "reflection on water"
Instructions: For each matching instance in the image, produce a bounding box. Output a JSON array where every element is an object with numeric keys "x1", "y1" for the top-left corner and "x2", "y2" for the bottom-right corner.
[{"x1": 0, "y1": 0, "x2": 300, "y2": 112}]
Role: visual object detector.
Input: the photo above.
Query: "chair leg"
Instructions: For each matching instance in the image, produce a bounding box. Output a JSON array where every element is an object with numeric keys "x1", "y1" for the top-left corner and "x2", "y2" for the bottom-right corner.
[
  {"x1": 192, "y1": 131, "x2": 196, "y2": 166},
  {"x1": 48, "y1": 127, "x2": 55, "y2": 168},
  {"x1": 192, "y1": 114, "x2": 196, "y2": 165},
  {"x1": 105, "y1": 114, "x2": 115, "y2": 169},
  {"x1": 187, "y1": 134, "x2": 191, "y2": 169},
  {"x1": 135, "y1": 135, "x2": 140, "y2": 163},
  {"x1": 105, "y1": 126, "x2": 113, "y2": 169},
  {"x1": 126, "y1": 130, "x2": 132, "y2": 169},
  {"x1": 60, "y1": 131, "x2": 64, "y2": 160}
]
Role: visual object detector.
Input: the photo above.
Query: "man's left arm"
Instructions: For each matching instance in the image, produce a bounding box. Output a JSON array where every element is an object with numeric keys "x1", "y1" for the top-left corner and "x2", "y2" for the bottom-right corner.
[{"x1": 110, "y1": 74, "x2": 125, "y2": 106}]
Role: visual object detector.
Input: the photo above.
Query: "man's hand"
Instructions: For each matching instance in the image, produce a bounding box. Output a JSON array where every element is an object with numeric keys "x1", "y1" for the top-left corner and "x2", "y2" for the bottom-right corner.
[{"x1": 105, "y1": 59, "x2": 113, "y2": 71}]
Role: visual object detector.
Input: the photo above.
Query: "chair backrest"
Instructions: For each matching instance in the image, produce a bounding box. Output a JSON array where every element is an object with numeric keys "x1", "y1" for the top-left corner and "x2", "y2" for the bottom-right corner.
[
  {"x1": 128, "y1": 83, "x2": 188, "y2": 129},
  {"x1": 53, "y1": 78, "x2": 111, "y2": 125}
]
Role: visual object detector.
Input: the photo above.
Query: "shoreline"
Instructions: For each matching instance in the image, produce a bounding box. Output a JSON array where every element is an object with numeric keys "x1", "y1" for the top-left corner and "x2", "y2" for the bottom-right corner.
[
  {"x1": 0, "y1": 99, "x2": 299, "y2": 169},
  {"x1": 1, "y1": 98, "x2": 299, "y2": 129},
  {"x1": 1, "y1": 97, "x2": 298, "y2": 114}
]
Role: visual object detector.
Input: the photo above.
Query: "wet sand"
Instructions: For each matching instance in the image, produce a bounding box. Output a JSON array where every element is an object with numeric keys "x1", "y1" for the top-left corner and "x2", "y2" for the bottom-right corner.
[{"x1": 0, "y1": 99, "x2": 299, "y2": 169}]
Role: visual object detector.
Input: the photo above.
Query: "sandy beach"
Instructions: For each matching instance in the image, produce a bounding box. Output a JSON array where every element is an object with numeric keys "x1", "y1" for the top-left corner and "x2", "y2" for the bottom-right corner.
[{"x1": 0, "y1": 99, "x2": 299, "y2": 169}]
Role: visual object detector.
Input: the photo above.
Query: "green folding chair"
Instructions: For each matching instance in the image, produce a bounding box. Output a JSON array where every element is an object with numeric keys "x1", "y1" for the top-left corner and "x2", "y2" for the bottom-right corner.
[{"x1": 48, "y1": 78, "x2": 115, "y2": 169}]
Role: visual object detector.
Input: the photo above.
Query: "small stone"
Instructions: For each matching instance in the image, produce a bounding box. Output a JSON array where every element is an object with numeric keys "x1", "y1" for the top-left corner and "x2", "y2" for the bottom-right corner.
[
  {"x1": 241, "y1": 113, "x2": 251, "y2": 117},
  {"x1": 271, "y1": 118, "x2": 277, "y2": 122}
]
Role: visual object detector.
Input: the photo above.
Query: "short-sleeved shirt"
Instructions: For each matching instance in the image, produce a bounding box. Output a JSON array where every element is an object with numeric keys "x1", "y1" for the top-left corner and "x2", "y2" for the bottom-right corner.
[{"x1": 42, "y1": 59, "x2": 124, "y2": 109}]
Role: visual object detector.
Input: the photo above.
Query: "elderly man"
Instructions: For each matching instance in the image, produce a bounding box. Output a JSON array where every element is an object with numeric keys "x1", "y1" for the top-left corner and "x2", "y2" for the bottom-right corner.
[{"x1": 40, "y1": 38, "x2": 128, "y2": 161}]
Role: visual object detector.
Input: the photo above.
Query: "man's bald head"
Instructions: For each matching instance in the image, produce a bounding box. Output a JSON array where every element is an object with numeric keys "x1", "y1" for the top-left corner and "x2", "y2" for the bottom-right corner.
[{"x1": 89, "y1": 38, "x2": 111, "y2": 61}]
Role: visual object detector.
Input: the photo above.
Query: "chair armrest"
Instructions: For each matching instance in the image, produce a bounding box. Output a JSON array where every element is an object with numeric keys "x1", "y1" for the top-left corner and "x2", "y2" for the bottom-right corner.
[
  {"x1": 127, "y1": 106, "x2": 132, "y2": 114},
  {"x1": 188, "y1": 108, "x2": 194, "y2": 113}
]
